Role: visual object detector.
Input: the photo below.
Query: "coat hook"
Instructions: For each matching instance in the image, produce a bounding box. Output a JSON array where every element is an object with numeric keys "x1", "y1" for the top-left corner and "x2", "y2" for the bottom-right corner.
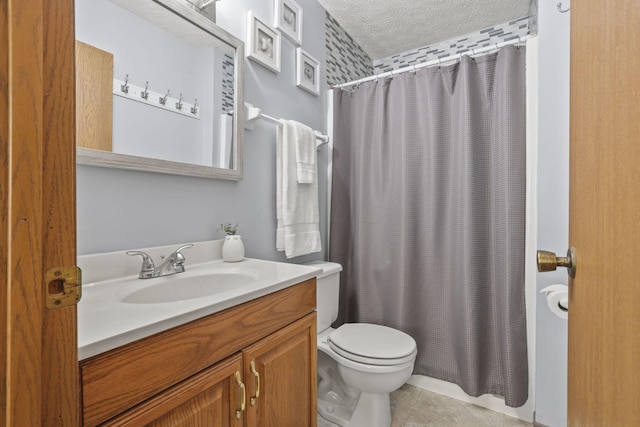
[
  {"x1": 141, "y1": 81, "x2": 149, "y2": 100},
  {"x1": 191, "y1": 98, "x2": 198, "y2": 115},
  {"x1": 175, "y1": 93, "x2": 183, "y2": 111},
  {"x1": 557, "y1": 2, "x2": 570, "y2": 13},
  {"x1": 159, "y1": 89, "x2": 171, "y2": 105},
  {"x1": 199, "y1": 0, "x2": 217, "y2": 11},
  {"x1": 121, "y1": 74, "x2": 129, "y2": 94}
]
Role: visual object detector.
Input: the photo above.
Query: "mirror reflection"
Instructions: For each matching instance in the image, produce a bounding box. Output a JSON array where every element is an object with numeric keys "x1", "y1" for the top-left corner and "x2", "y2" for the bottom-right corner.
[{"x1": 75, "y1": 0, "x2": 243, "y2": 179}]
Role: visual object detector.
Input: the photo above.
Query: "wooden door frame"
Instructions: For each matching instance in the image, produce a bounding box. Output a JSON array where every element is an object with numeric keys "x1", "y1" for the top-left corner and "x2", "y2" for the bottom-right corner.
[{"x1": 1, "y1": 0, "x2": 78, "y2": 425}]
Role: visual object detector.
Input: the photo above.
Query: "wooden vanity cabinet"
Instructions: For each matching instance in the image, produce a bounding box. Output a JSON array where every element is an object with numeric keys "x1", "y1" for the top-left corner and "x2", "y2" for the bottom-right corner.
[{"x1": 80, "y1": 279, "x2": 317, "y2": 427}]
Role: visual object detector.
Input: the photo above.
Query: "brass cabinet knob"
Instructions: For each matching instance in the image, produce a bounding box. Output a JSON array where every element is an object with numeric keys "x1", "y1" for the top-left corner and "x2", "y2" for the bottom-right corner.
[{"x1": 537, "y1": 247, "x2": 576, "y2": 278}]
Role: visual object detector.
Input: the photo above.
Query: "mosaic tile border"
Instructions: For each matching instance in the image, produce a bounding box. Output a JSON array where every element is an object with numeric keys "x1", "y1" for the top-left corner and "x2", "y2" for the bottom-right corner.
[
  {"x1": 373, "y1": 16, "x2": 530, "y2": 73},
  {"x1": 222, "y1": 53, "x2": 234, "y2": 112},
  {"x1": 325, "y1": 11, "x2": 374, "y2": 87}
]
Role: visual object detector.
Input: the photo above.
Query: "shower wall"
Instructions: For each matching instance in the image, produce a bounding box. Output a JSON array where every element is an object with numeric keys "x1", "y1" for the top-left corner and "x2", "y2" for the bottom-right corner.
[
  {"x1": 323, "y1": 3, "x2": 569, "y2": 425},
  {"x1": 324, "y1": 11, "x2": 374, "y2": 86},
  {"x1": 323, "y1": 13, "x2": 531, "y2": 86},
  {"x1": 373, "y1": 16, "x2": 531, "y2": 73},
  {"x1": 327, "y1": 2, "x2": 570, "y2": 427}
]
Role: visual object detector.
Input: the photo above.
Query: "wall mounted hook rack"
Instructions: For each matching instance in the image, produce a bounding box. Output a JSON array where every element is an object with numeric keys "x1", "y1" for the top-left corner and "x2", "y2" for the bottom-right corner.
[{"x1": 112, "y1": 78, "x2": 200, "y2": 119}]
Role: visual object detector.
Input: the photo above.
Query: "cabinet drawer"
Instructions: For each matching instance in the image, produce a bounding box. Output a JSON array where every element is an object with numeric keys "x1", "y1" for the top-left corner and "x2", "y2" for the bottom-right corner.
[
  {"x1": 103, "y1": 354, "x2": 244, "y2": 427},
  {"x1": 81, "y1": 279, "x2": 315, "y2": 426}
]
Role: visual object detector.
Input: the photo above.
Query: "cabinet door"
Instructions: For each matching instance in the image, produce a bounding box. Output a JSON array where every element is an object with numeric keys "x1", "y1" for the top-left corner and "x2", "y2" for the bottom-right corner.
[
  {"x1": 243, "y1": 313, "x2": 317, "y2": 427},
  {"x1": 104, "y1": 354, "x2": 246, "y2": 427}
]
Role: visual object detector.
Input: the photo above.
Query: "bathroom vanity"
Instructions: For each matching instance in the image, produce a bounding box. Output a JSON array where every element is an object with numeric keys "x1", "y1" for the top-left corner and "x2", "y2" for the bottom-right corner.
[{"x1": 78, "y1": 242, "x2": 319, "y2": 426}]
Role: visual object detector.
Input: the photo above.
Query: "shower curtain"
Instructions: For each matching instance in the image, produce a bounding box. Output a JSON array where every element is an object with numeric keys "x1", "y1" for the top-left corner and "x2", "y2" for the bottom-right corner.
[{"x1": 329, "y1": 46, "x2": 528, "y2": 407}]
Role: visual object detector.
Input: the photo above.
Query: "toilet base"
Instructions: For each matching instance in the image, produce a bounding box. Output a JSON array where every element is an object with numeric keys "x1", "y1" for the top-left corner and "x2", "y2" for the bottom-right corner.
[
  {"x1": 317, "y1": 391, "x2": 357, "y2": 426},
  {"x1": 318, "y1": 391, "x2": 391, "y2": 427},
  {"x1": 318, "y1": 414, "x2": 341, "y2": 427},
  {"x1": 348, "y1": 392, "x2": 391, "y2": 427}
]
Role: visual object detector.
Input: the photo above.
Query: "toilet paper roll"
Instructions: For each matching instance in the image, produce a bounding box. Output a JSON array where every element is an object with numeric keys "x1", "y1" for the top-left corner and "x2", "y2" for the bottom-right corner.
[{"x1": 540, "y1": 284, "x2": 569, "y2": 320}]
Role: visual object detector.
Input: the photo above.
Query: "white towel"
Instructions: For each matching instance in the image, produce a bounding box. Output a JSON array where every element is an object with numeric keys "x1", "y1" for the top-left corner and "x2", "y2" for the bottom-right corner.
[
  {"x1": 276, "y1": 120, "x2": 322, "y2": 258},
  {"x1": 292, "y1": 121, "x2": 316, "y2": 184}
]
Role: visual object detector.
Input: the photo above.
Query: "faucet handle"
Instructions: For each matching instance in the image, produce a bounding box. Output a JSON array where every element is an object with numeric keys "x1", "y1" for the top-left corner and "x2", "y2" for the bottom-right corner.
[
  {"x1": 174, "y1": 244, "x2": 194, "y2": 254},
  {"x1": 126, "y1": 250, "x2": 155, "y2": 278},
  {"x1": 172, "y1": 244, "x2": 194, "y2": 265}
]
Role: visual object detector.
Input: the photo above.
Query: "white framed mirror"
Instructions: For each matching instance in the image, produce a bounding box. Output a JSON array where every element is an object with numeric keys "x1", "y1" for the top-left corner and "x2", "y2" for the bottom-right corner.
[{"x1": 75, "y1": 0, "x2": 244, "y2": 180}]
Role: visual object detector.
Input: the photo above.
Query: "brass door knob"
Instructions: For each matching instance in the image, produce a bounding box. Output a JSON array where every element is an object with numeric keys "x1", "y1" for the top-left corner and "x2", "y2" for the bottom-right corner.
[{"x1": 537, "y1": 247, "x2": 576, "y2": 278}]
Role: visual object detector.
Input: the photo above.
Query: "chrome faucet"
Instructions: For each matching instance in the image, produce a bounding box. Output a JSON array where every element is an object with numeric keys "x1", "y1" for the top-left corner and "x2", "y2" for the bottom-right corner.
[{"x1": 126, "y1": 244, "x2": 193, "y2": 279}]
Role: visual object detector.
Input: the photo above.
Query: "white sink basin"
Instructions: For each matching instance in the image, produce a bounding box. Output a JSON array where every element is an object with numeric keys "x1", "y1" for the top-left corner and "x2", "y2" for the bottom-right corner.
[
  {"x1": 77, "y1": 244, "x2": 322, "y2": 360},
  {"x1": 119, "y1": 270, "x2": 260, "y2": 304}
]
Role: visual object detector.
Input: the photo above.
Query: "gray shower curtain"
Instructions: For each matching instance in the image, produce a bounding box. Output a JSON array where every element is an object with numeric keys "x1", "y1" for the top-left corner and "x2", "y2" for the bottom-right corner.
[{"x1": 329, "y1": 46, "x2": 528, "y2": 407}]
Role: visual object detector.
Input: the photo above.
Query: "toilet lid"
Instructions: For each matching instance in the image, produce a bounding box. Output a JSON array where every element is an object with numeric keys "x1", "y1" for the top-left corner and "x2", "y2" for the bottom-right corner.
[{"x1": 328, "y1": 323, "x2": 417, "y2": 365}]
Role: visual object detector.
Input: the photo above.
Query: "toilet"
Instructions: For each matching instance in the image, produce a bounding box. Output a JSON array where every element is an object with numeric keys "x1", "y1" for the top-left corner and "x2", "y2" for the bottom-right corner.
[{"x1": 306, "y1": 261, "x2": 417, "y2": 427}]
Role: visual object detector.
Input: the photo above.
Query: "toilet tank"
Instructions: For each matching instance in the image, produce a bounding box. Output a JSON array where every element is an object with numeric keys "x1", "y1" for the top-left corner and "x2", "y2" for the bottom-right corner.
[{"x1": 305, "y1": 261, "x2": 342, "y2": 333}]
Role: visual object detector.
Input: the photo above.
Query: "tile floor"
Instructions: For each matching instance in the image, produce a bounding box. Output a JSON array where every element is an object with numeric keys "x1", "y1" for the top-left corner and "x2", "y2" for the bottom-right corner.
[{"x1": 390, "y1": 384, "x2": 533, "y2": 427}]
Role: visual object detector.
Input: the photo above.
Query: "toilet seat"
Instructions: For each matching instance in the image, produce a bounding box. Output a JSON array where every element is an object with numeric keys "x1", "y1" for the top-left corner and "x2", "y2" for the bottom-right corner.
[{"x1": 328, "y1": 323, "x2": 417, "y2": 366}]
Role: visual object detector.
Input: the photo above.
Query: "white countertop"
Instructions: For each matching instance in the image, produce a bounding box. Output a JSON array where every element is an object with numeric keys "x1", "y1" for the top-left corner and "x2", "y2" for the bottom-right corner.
[{"x1": 78, "y1": 248, "x2": 320, "y2": 360}]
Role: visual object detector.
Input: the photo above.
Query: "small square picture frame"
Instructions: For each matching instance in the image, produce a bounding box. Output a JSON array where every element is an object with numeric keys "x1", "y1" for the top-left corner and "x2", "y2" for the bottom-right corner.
[
  {"x1": 274, "y1": 0, "x2": 302, "y2": 45},
  {"x1": 246, "y1": 11, "x2": 281, "y2": 73},
  {"x1": 296, "y1": 48, "x2": 320, "y2": 96}
]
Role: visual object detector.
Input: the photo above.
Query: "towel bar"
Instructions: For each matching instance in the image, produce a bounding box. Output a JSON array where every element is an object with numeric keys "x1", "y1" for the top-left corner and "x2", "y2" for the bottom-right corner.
[{"x1": 244, "y1": 102, "x2": 329, "y2": 150}]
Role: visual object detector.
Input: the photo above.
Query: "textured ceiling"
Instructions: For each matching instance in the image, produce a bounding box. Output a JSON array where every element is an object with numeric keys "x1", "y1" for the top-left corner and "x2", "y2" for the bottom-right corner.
[{"x1": 318, "y1": 0, "x2": 530, "y2": 60}]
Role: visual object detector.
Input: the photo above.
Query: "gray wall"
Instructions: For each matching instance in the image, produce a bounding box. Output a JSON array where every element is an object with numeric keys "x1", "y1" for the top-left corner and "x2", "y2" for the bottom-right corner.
[
  {"x1": 77, "y1": 0, "x2": 329, "y2": 266},
  {"x1": 534, "y1": 2, "x2": 570, "y2": 426}
]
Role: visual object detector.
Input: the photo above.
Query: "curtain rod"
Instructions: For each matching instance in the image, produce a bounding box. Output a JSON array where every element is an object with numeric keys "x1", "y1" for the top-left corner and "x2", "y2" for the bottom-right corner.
[{"x1": 332, "y1": 35, "x2": 531, "y2": 89}]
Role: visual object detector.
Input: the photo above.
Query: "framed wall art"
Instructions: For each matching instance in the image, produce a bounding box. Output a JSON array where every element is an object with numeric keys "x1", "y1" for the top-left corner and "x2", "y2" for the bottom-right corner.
[
  {"x1": 246, "y1": 11, "x2": 281, "y2": 73},
  {"x1": 296, "y1": 48, "x2": 319, "y2": 96},
  {"x1": 274, "y1": 0, "x2": 302, "y2": 45}
]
